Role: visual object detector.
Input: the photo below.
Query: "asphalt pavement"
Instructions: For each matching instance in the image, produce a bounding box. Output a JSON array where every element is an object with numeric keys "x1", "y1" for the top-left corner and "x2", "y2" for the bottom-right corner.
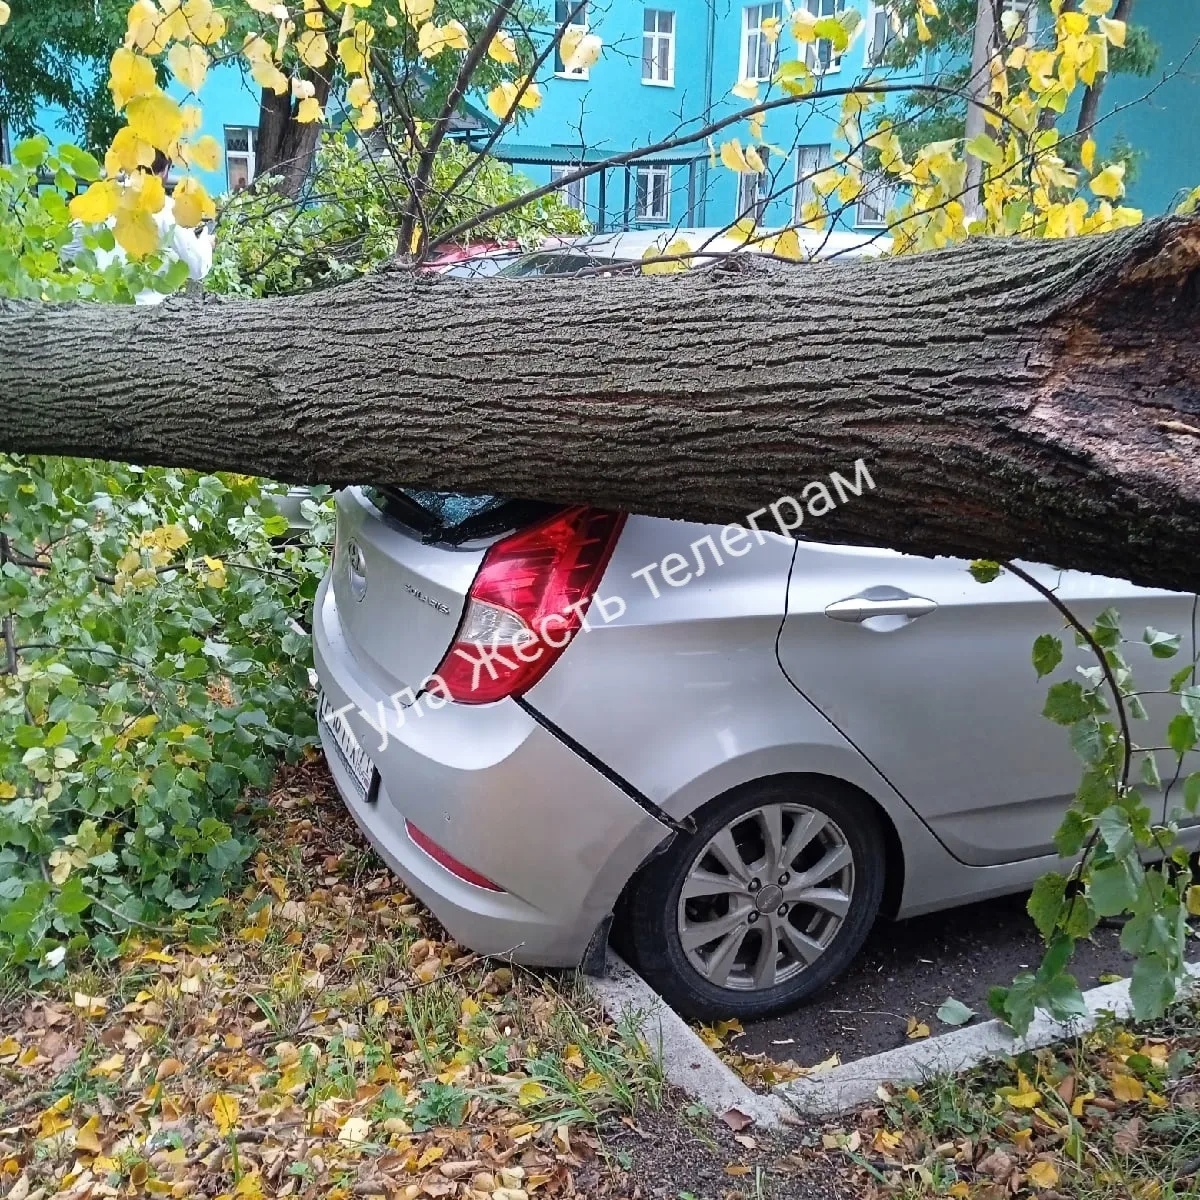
[{"x1": 734, "y1": 890, "x2": 1196, "y2": 1067}]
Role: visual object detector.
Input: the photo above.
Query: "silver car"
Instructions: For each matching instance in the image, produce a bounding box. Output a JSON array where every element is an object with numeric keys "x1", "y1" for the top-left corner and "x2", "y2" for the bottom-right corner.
[{"x1": 312, "y1": 482, "x2": 1197, "y2": 1020}]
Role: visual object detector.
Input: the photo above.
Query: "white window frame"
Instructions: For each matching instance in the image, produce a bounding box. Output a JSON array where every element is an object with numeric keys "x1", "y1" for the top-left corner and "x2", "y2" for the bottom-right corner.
[
  {"x1": 794, "y1": 143, "x2": 831, "y2": 221},
  {"x1": 642, "y1": 8, "x2": 676, "y2": 86},
  {"x1": 866, "y1": 0, "x2": 902, "y2": 66},
  {"x1": 740, "y1": 3, "x2": 782, "y2": 84},
  {"x1": 635, "y1": 164, "x2": 671, "y2": 222},
  {"x1": 225, "y1": 125, "x2": 257, "y2": 191},
  {"x1": 554, "y1": 0, "x2": 591, "y2": 79},
  {"x1": 804, "y1": 0, "x2": 846, "y2": 74},
  {"x1": 551, "y1": 164, "x2": 587, "y2": 212},
  {"x1": 737, "y1": 150, "x2": 772, "y2": 223},
  {"x1": 856, "y1": 170, "x2": 900, "y2": 228}
]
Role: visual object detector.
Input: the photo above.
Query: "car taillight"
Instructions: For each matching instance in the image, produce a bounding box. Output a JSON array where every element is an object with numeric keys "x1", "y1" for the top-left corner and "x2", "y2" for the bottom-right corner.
[{"x1": 431, "y1": 506, "x2": 626, "y2": 704}]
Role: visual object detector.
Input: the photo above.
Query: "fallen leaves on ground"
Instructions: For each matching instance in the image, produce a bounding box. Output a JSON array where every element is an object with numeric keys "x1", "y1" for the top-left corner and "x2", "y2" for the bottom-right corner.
[
  {"x1": 0, "y1": 759, "x2": 662, "y2": 1200},
  {"x1": 829, "y1": 1006, "x2": 1200, "y2": 1199}
]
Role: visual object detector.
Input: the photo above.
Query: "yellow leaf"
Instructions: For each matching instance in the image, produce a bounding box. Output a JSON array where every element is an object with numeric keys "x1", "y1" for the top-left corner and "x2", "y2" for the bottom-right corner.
[
  {"x1": 398, "y1": 0, "x2": 436, "y2": 25},
  {"x1": 442, "y1": 19, "x2": 470, "y2": 50},
  {"x1": 719, "y1": 138, "x2": 752, "y2": 173},
  {"x1": 347, "y1": 76, "x2": 373, "y2": 108},
  {"x1": 296, "y1": 30, "x2": 329, "y2": 68},
  {"x1": 560, "y1": 27, "x2": 602, "y2": 72},
  {"x1": 167, "y1": 43, "x2": 210, "y2": 93},
  {"x1": 727, "y1": 217, "x2": 757, "y2": 244},
  {"x1": 39, "y1": 1096, "x2": 73, "y2": 1138},
  {"x1": 0, "y1": 781, "x2": 16, "y2": 801},
  {"x1": 1027, "y1": 1161, "x2": 1059, "y2": 1189},
  {"x1": 906, "y1": 1016, "x2": 930, "y2": 1040},
  {"x1": 132, "y1": 173, "x2": 166, "y2": 214},
  {"x1": 1090, "y1": 162, "x2": 1126, "y2": 200},
  {"x1": 73, "y1": 992, "x2": 108, "y2": 1017},
  {"x1": 173, "y1": 178, "x2": 216, "y2": 228},
  {"x1": 211, "y1": 1092, "x2": 240, "y2": 1135},
  {"x1": 518, "y1": 79, "x2": 542, "y2": 109},
  {"x1": 915, "y1": 10, "x2": 931, "y2": 42},
  {"x1": 488, "y1": 31, "x2": 518, "y2": 64},
  {"x1": 109, "y1": 47, "x2": 158, "y2": 110},
  {"x1": 338, "y1": 1116, "x2": 370, "y2": 1145},
  {"x1": 579, "y1": 1070, "x2": 605, "y2": 1090},
  {"x1": 0, "y1": 2, "x2": 9, "y2": 27},
  {"x1": 250, "y1": 57, "x2": 290, "y2": 95},
  {"x1": 297, "y1": 97, "x2": 324, "y2": 123},
  {"x1": 1098, "y1": 17, "x2": 1126, "y2": 46},
  {"x1": 49, "y1": 849, "x2": 74, "y2": 885},
  {"x1": 1110, "y1": 1073, "x2": 1144, "y2": 1102},
  {"x1": 105, "y1": 127, "x2": 156, "y2": 175},
  {"x1": 185, "y1": 134, "x2": 222, "y2": 173},
  {"x1": 487, "y1": 81, "x2": 521, "y2": 120},
  {"x1": 126, "y1": 92, "x2": 185, "y2": 153},
  {"x1": 518, "y1": 1080, "x2": 547, "y2": 1106},
  {"x1": 731, "y1": 78, "x2": 760, "y2": 102},
  {"x1": 75, "y1": 1115, "x2": 103, "y2": 1154},
  {"x1": 114, "y1": 208, "x2": 160, "y2": 260},
  {"x1": 509, "y1": 1120, "x2": 538, "y2": 1138},
  {"x1": 1001, "y1": 1071, "x2": 1043, "y2": 1109},
  {"x1": 89, "y1": 1053, "x2": 126, "y2": 1078},
  {"x1": 418, "y1": 20, "x2": 467, "y2": 57},
  {"x1": 744, "y1": 144, "x2": 765, "y2": 173},
  {"x1": 416, "y1": 1144, "x2": 445, "y2": 1167},
  {"x1": 643, "y1": 238, "x2": 693, "y2": 274},
  {"x1": 1081, "y1": 137, "x2": 1097, "y2": 173},
  {"x1": 1080, "y1": 0, "x2": 1112, "y2": 13},
  {"x1": 872, "y1": 1129, "x2": 903, "y2": 1154},
  {"x1": 768, "y1": 228, "x2": 803, "y2": 261}
]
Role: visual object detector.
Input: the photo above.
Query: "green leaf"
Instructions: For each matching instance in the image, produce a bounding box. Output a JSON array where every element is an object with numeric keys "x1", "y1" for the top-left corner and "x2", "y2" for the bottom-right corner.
[
  {"x1": 1098, "y1": 806, "x2": 1136, "y2": 858},
  {"x1": 1168, "y1": 714, "x2": 1198, "y2": 757},
  {"x1": 13, "y1": 135, "x2": 51, "y2": 169},
  {"x1": 1032, "y1": 634, "x2": 1063, "y2": 679},
  {"x1": 1182, "y1": 687, "x2": 1200, "y2": 721},
  {"x1": 55, "y1": 875, "x2": 92, "y2": 917},
  {"x1": 1042, "y1": 971, "x2": 1087, "y2": 1022},
  {"x1": 1140, "y1": 752, "x2": 1162, "y2": 791},
  {"x1": 58, "y1": 143, "x2": 102, "y2": 182},
  {"x1": 1091, "y1": 607, "x2": 1122, "y2": 649},
  {"x1": 1043, "y1": 681, "x2": 1093, "y2": 725},
  {"x1": 1069, "y1": 719, "x2": 1105, "y2": 764},
  {"x1": 1185, "y1": 773, "x2": 1200, "y2": 814},
  {"x1": 969, "y1": 560, "x2": 1002, "y2": 584},
  {"x1": 1027, "y1": 872, "x2": 1067, "y2": 939},
  {"x1": 936, "y1": 997, "x2": 976, "y2": 1027},
  {"x1": 1054, "y1": 809, "x2": 1089, "y2": 857},
  {"x1": 1143, "y1": 627, "x2": 1182, "y2": 659},
  {"x1": 1129, "y1": 955, "x2": 1177, "y2": 1020},
  {"x1": 1089, "y1": 863, "x2": 1137, "y2": 917},
  {"x1": 965, "y1": 132, "x2": 1003, "y2": 166}
]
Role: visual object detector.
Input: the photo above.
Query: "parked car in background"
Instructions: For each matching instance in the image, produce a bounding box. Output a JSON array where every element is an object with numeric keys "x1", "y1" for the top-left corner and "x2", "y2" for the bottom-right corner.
[{"x1": 310, "y1": 235, "x2": 1200, "y2": 1021}]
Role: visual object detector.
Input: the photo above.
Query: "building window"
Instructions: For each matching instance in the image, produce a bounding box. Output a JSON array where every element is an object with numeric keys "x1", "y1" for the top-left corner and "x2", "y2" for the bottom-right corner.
[
  {"x1": 551, "y1": 164, "x2": 587, "y2": 212},
  {"x1": 635, "y1": 164, "x2": 670, "y2": 222},
  {"x1": 794, "y1": 144, "x2": 831, "y2": 219},
  {"x1": 866, "y1": 1, "x2": 901, "y2": 66},
  {"x1": 804, "y1": 0, "x2": 846, "y2": 73},
  {"x1": 1002, "y1": 0, "x2": 1039, "y2": 46},
  {"x1": 554, "y1": 0, "x2": 590, "y2": 76},
  {"x1": 737, "y1": 150, "x2": 772, "y2": 223},
  {"x1": 740, "y1": 3, "x2": 782, "y2": 83},
  {"x1": 225, "y1": 126, "x2": 257, "y2": 191},
  {"x1": 856, "y1": 170, "x2": 900, "y2": 227},
  {"x1": 642, "y1": 9, "x2": 675, "y2": 85}
]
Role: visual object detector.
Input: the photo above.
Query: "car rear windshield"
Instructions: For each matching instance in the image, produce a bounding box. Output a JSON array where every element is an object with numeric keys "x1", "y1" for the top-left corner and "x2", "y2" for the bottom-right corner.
[{"x1": 362, "y1": 486, "x2": 559, "y2": 546}]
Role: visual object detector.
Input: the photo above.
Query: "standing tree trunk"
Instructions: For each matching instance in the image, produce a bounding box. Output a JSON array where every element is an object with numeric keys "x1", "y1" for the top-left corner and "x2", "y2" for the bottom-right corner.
[
  {"x1": 253, "y1": 69, "x2": 332, "y2": 198},
  {"x1": 1076, "y1": 0, "x2": 1136, "y2": 139},
  {"x1": 1, "y1": 219, "x2": 1199, "y2": 592}
]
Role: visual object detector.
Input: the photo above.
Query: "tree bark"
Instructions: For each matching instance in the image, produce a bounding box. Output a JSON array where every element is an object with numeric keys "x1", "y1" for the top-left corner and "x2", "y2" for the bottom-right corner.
[
  {"x1": 253, "y1": 69, "x2": 331, "y2": 198},
  {"x1": 1, "y1": 218, "x2": 1199, "y2": 592}
]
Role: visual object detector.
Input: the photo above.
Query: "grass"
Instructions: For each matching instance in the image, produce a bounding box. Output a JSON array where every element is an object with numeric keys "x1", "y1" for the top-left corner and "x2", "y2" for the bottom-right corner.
[
  {"x1": 0, "y1": 756, "x2": 665, "y2": 1199},
  {"x1": 833, "y1": 1001, "x2": 1200, "y2": 1199}
]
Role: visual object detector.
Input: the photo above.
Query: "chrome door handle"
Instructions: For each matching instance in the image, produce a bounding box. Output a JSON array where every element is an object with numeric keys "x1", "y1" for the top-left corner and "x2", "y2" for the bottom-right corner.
[{"x1": 824, "y1": 594, "x2": 938, "y2": 623}]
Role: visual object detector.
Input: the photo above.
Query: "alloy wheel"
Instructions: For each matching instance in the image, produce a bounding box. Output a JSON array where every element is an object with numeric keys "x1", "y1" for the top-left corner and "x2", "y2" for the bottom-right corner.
[{"x1": 675, "y1": 803, "x2": 856, "y2": 991}]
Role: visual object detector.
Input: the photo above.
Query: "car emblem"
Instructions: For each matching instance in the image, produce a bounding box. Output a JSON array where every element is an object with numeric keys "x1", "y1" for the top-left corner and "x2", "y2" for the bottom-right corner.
[{"x1": 347, "y1": 540, "x2": 368, "y2": 602}]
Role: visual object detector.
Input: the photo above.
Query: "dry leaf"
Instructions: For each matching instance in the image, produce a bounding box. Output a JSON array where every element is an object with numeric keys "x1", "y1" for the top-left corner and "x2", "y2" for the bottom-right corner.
[
  {"x1": 906, "y1": 1015, "x2": 931, "y2": 1040},
  {"x1": 720, "y1": 1107, "x2": 754, "y2": 1131}
]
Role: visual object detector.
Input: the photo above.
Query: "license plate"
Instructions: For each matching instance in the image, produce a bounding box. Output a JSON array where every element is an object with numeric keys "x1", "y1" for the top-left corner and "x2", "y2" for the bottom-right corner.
[{"x1": 319, "y1": 692, "x2": 375, "y2": 800}]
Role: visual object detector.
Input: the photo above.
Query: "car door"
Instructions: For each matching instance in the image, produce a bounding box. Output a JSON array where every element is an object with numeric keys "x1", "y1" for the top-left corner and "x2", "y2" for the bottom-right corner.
[{"x1": 776, "y1": 542, "x2": 1198, "y2": 866}]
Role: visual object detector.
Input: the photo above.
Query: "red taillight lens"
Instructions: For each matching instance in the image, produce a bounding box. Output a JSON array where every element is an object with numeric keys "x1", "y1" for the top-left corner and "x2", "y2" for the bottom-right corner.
[
  {"x1": 405, "y1": 820, "x2": 503, "y2": 890},
  {"x1": 431, "y1": 506, "x2": 626, "y2": 704}
]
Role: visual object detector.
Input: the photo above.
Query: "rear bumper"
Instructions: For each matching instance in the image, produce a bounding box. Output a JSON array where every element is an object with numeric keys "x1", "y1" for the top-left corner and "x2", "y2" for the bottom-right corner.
[{"x1": 312, "y1": 574, "x2": 670, "y2": 967}]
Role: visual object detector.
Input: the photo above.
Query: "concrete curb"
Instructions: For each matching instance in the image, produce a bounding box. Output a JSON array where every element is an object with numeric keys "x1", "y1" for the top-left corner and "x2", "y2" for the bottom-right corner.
[
  {"x1": 588, "y1": 953, "x2": 791, "y2": 1129},
  {"x1": 777, "y1": 962, "x2": 1200, "y2": 1115}
]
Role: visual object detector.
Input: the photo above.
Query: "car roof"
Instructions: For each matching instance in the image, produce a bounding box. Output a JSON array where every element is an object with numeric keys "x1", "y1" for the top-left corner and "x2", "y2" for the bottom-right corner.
[{"x1": 541, "y1": 227, "x2": 892, "y2": 262}]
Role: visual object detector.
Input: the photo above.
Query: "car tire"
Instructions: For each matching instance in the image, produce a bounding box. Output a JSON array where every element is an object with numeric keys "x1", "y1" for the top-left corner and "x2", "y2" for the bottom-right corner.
[{"x1": 622, "y1": 776, "x2": 886, "y2": 1021}]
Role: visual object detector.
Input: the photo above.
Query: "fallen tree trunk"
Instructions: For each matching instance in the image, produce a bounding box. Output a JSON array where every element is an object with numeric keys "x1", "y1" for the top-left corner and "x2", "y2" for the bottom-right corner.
[{"x1": 1, "y1": 218, "x2": 1198, "y2": 592}]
